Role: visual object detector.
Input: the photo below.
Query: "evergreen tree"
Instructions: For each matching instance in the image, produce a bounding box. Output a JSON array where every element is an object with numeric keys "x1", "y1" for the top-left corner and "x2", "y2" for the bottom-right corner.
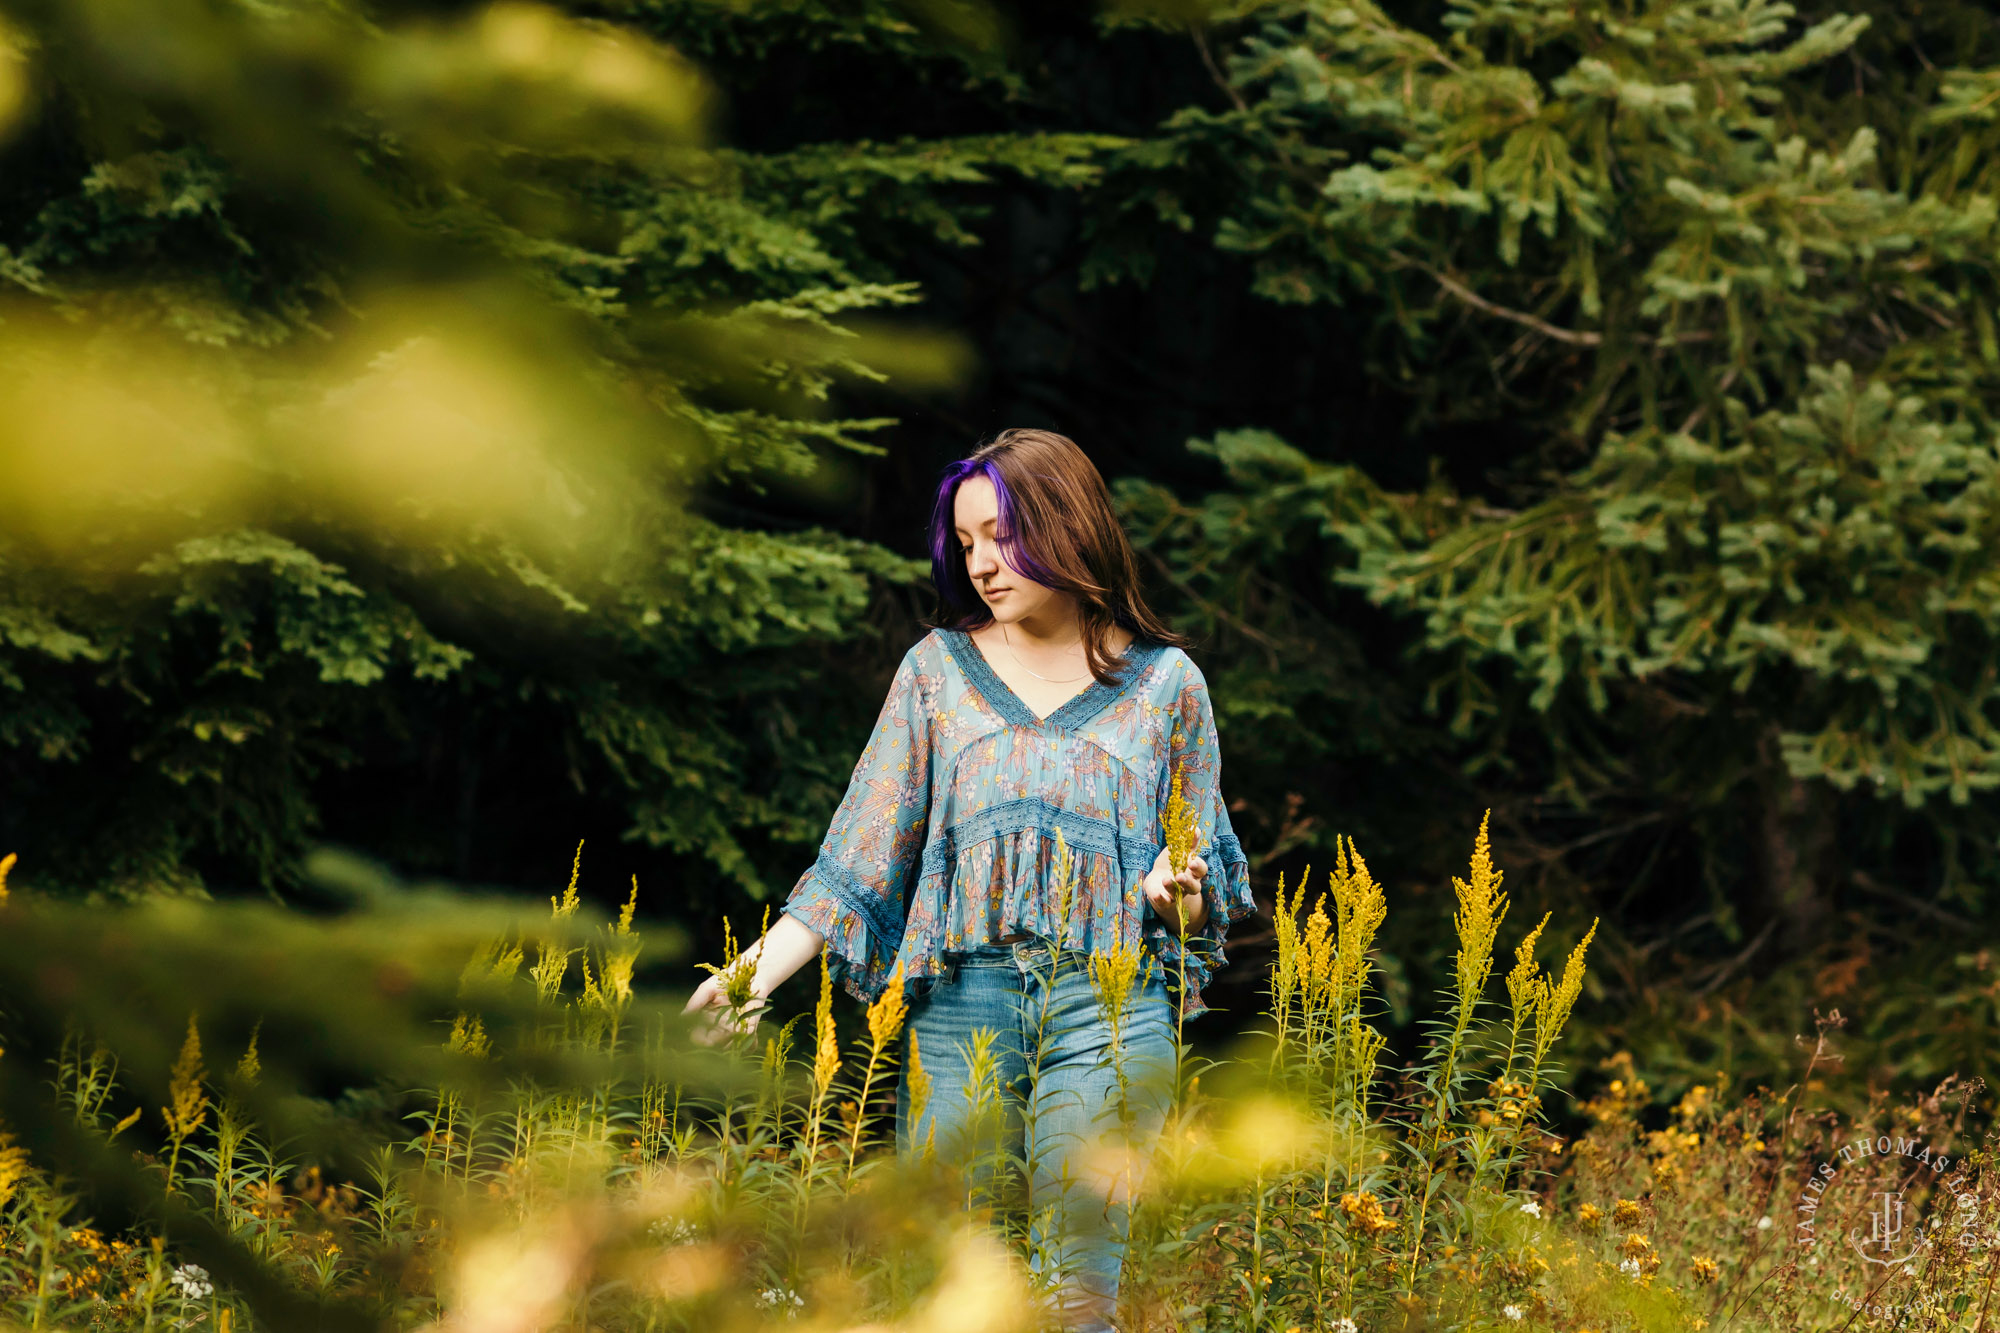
[{"x1": 1127, "y1": 0, "x2": 2000, "y2": 969}]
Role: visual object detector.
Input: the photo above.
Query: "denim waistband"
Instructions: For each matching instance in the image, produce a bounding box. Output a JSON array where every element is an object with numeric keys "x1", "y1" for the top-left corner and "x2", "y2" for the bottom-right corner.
[
  {"x1": 948, "y1": 936, "x2": 1100, "y2": 973},
  {"x1": 956, "y1": 940, "x2": 1033, "y2": 967}
]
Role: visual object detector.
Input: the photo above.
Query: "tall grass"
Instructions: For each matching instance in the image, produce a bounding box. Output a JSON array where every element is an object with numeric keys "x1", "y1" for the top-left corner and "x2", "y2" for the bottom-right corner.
[{"x1": 0, "y1": 826, "x2": 1987, "y2": 1332}]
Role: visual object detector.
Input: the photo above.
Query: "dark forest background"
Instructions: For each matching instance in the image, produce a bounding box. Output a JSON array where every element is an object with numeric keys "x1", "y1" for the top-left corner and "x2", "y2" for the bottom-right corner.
[{"x1": 8, "y1": 0, "x2": 2000, "y2": 1106}]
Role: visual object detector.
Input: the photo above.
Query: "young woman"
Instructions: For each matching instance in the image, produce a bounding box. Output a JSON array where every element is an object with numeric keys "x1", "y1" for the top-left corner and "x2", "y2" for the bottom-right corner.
[{"x1": 683, "y1": 428, "x2": 1256, "y2": 1330}]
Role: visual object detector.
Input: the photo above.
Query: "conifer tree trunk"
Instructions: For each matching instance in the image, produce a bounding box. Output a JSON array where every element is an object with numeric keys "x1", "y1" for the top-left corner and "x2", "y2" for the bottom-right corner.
[{"x1": 1750, "y1": 734, "x2": 1839, "y2": 958}]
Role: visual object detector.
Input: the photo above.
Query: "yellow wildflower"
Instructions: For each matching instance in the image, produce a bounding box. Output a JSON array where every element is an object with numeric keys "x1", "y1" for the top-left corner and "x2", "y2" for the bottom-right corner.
[
  {"x1": 866, "y1": 963, "x2": 909, "y2": 1053},
  {"x1": 1329, "y1": 836, "x2": 1386, "y2": 1002},
  {"x1": 1612, "y1": 1198, "x2": 1644, "y2": 1227},
  {"x1": 1089, "y1": 939, "x2": 1144, "y2": 1032},
  {"x1": 906, "y1": 1030, "x2": 933, "y2": 1146},
  {"x1": 552, "y1": 839, "x2": 583, "y2": 919},
  {"x1": 812, "y1": 945, "x2": 839, "y2": 1096},
  {"x1": 1162, "y1": 765, "x2": 1198, "y2": 876},
  {"x1": 235, "y1": 1024, "x2": 262, "y2": 1085},
  {"x1": 1452, "y1": 812, "x2": 1509, "y2": 1020},
  {"x1": 1577, "y1": 1202, "x2": 1602, "y2": 1226},
  {"x1": 1691, "y1": 1255, "x2": 1720, "y2": 1283},
  {"x1": 0, "y1": 851, "x2": 14, "y2": 904},
  {"x1": 445, "y1": 1013, "x2": 490, "y2": 1058},
  {"x1": 1505, "y1": 910, "x2": 1552, "y2": 1037},
  {"x1": 163, "y1": 1015, "x2": 209, "y2": 1142},
  {"x1": 1339, "y1": 1190, "x2": 1397, "y2": 1237},
  {"x1": 0, "y1": 1128, "x2": 27, "y2": 1208},
  {"x1": 1531, "y1": 916, "x2": 1598, "y2": 1065}
]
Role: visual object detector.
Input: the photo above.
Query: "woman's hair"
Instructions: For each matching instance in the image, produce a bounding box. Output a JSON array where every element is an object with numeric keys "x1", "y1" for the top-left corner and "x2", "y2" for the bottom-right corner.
[{"x1": 926, "y1": 428, "x2": 1187, "y2": 684}]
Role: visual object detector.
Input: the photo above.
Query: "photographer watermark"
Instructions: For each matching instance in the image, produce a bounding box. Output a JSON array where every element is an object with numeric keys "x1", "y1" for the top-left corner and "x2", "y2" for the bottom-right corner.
[{"x1": 1792, "y1": 1128, "x2": 1986, "y2": 1321}]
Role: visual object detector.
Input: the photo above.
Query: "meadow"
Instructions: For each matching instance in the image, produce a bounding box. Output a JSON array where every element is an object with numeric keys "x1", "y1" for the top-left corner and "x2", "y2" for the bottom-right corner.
[{"x1": 1, "y1": 829, "x2": 1990, "y2": 1333}]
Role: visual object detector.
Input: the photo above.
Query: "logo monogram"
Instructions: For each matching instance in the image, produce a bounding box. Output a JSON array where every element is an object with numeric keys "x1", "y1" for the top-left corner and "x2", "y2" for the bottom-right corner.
[{"x1": 1849, "y1": 1189, "x2": 1921, "y2": 1267}]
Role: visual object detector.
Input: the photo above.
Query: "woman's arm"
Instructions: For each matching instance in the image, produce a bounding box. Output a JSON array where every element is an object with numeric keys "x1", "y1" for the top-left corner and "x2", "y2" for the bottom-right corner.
[
  {"x1": 1145, "y1": 659, "x2": 1256, "y2": 1018},
  {"x1": 683, "y1": 644, "x2": 933, "y2": 1040}
]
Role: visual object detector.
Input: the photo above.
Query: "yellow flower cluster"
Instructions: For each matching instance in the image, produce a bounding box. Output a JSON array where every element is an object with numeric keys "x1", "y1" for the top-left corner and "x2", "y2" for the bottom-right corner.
[
  {"x1": 1089, "y1": 940, "x2": 1144, "y2": 1033},
  {"x1": 812, "y1": 944, "x2": 839, "y2": 1098},
  {"x1": 1496, "y1": 1245, "x2": 1551, "y2": 1285},
  {"x1": 1645, "y1": 1122, "x2": 1703, "y2": 1193},
  {"x1": 1673, "y1": 1082, "x2": 1715, "y2": 1122},
  {"x1": 1645, "y1": 1127, "x2": 1701, "y2": 1156},
  {"x1": 1268, "y1": 838, "x2": 1389, "y2": 1093},
  {"x1": 866, "y1": 961, "x2": 909, "y2": 1055},
  {"x1": 1485, "y1": 1077, "x2": 1542, "y2": 1125},
  {"x1": 1691, "y1": 1255, "x2": 1721, "y2": 1283},
  {"x1": 531, "y1": 840, "x2": 588, "y2": 1001},
  {"x1": 1162, "y1": 765, "x2": 1198, "y2": 876},
  {"x1": 1580, "y1": 1053, "x2": 1651, "y2": 1124},
  {"x1": 1339, "y1": 1190, "x2": 1397, "y2": 1237},
  {"x1": 0, "y1": 1129, "x2": 25, "y2": 1210},
  {"x1": 163, "y1": 1014, "x2": 209, "y2": 1144},
  {"x1": 445, "y1": 1013, "x2": 491, "y2": 1059},
  {"x1": 1452, "y1": 813, "x2": 1509, "y2": 1021}
]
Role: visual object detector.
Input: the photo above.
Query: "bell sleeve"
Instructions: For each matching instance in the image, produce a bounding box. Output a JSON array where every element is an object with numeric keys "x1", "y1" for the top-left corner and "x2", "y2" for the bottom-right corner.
[
  {"x1": 780, "y1": 645, "x2": 932, "y2": 1002},
  {"x1": 1147, "y1": 663, "x2": 1257, "y2": 1019}
]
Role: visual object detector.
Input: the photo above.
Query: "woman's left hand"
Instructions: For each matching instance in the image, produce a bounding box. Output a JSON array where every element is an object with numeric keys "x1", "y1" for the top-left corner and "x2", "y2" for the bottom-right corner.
[{"x1": 1143, "y1": 847, "x2": 1209, "y2": 936}]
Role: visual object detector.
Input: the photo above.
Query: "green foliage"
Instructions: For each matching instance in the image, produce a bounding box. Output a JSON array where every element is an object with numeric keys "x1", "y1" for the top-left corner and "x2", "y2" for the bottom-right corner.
[
  {"x1": 0, "y1": 0, "x2": 1043, "y2": 897},
  {"x1": 1102, "y1": 0, "x2": 2000, "y2": 975}
]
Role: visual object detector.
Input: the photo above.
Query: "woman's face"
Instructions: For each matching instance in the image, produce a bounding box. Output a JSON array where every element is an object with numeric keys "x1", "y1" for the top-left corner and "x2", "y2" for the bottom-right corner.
[{"x1": 953, "y1": 475, "x2": 1064, "y2": 627}]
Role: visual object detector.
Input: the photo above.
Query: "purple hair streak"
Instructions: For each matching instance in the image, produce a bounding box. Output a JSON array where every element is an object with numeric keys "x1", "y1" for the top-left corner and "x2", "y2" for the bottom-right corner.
[{"x1": 928, "y1": 456, "x2": 1062, "y2": 626}]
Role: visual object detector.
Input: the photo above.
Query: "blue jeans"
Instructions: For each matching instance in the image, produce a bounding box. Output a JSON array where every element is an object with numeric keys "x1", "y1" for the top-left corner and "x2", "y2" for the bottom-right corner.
[{"x1": 895, "y1": 939, "x2": 1177, "y2": 1332}]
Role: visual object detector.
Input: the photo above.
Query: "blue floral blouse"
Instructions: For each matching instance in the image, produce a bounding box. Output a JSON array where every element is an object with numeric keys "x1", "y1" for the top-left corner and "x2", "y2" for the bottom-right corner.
[{"x1": 781, "y1": 628, "x2": 1257, "y2": 1020}]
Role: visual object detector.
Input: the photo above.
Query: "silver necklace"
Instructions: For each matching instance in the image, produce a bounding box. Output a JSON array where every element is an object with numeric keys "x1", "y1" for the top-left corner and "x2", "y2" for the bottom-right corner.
[{"x1": 1001, "y1": 622, "x2": 1089, "y2": 684}]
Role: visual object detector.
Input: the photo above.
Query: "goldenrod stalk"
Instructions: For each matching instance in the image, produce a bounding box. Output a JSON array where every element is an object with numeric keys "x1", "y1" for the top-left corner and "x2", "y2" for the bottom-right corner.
[
  {"x1": 162, "y1": 1015, "x2": 208, "y2": 1191},
  {"x1": 1268, "y1": 868, "x2": 1305, "y2": 1075},
  {"x1": 1529, "y1": 918, "x2": 1599, "y2": 1076},
  {"x1": 845, "y1": 963, "x2": 908, "y2": 1184},
  {"x1": 1089, "y1": 941, "x2": 1143, "y2": 1120},
  {"x1": 1430, "y1": 811, "x2": 1508, "y2": 1145},
  {"x1": 1162, "y1": 765, "x2": 1197, "y2": 876},
  {"x1": 1406, "y1": 814, "x2": 1508, "y2": 1296},
  {"x1": 905, "y1": 1032, "x2": 935, "y2": 1160},
  {"x1": 798, "y1": 945, "x2": 838, "y2": 1203},
  {"x1": 960, "y1": 1028, "x2": 1006, "y2": 1218},
  {"x1": 214, "y1": 1027, "x2": 260, "y2": 1220}
]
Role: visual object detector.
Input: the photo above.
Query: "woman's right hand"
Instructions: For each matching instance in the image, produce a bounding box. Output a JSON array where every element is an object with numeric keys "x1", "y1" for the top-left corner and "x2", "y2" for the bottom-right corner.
[
  {"x1": 679, "y1": 914, "x2": 827, "y2": 1047},
  {"x1": 681, "y1": 970, "x2": 766, "y2": 1047}
]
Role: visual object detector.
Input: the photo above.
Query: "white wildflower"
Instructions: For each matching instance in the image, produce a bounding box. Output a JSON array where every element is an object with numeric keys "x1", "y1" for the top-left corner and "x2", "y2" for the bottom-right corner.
[
  {"x1": 1502, "y1": 1304, "x2": 1524, "y2": 1321},
  {"x1": 169, "y1": 1263, "x2": 213, "y2": 1301},
  {"x1": 756, "y1": 1287, "x2": 804, "y2": 1318},
  {"x1": 1519, "y1": 1199, "x2": 1542, "y2": 1218},
  {"x1": 1619, "y1": 1257, "x2": 1641, "y2": 1278},
  {"x1": 1332, "y1": 1320, "x2": 1358, "y2": 1333},
  {"x1": 646, "y1": 1217, "x2": 700, "y2": 1246},
  {"x1": 1757, "y1": 1215, "x2": 1773, "y2": 1231}
]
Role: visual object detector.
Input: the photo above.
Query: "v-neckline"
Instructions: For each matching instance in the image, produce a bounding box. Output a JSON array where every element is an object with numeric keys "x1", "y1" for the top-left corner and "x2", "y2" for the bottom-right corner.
[{"x1": 943, "y1": 628, "x2": 1160, "y2": 731}]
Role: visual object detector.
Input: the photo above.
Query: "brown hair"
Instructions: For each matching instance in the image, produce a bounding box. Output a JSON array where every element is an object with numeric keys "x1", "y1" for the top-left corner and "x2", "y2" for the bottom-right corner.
[{"x1": 926, "y1": 428, "x2": 1188, "y2": 684}]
